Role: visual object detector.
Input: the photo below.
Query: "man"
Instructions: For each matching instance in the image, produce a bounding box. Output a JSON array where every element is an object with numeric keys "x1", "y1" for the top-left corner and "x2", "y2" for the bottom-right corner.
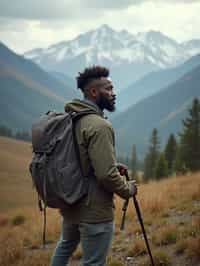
[{"x1": 51, "y1": 66, "x2": 137, "y2": 266}]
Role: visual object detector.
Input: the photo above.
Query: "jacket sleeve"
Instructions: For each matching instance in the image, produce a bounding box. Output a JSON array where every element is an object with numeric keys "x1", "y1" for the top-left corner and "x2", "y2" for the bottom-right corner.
[{"x1": 88, "y1": 122, "x2": 132, "y2": 199}]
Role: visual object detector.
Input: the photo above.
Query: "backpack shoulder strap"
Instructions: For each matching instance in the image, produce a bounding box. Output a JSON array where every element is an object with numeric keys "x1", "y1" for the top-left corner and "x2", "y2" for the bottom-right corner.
[
  {"x1": 69, "y1": 110, "x2": 98, "y2": 122},
  {"x1": 68, "y1": 110, "x2": 97, "y2": 178}
]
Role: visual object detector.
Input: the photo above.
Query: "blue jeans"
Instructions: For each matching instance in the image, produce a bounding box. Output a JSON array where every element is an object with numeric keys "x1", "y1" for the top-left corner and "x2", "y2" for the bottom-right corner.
[{"x1": 50, "y1": 218, "x2": 114, "y2": 266}]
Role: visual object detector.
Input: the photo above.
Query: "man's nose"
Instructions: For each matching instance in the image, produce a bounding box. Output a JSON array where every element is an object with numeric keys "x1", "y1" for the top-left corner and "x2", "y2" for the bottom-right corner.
[
  {"x1": 112, "y1": 91, "x2": 116, "y2": 98},
  {"x1": 111, "y1": 89, "x2": 116, "y2": 97}
]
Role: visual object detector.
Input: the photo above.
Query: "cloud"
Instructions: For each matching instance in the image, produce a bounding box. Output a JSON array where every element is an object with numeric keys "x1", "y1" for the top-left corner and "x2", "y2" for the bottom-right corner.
[
  {"x1": 83, "y1": 0, "x2": 200, "y2": 10},
  {"x1": 0, "y1": 17, "x2": 28, "y2": 31},
  {"x1": 0, "y1": 0, "x2": 82, "y2": 20},
  {"x1": 0, "y1": 0, "x2": 200, "y2": 54},
  {"x1": 83, "y1": 0, "x2": 138, "y2": 9},
  {"x1": 0, "y1": 0, "x2": 199, "y2": 20}
]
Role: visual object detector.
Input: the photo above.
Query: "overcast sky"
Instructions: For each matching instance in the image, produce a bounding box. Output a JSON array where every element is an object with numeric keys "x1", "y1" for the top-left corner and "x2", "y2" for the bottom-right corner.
[{"x1": 0, "y1": 0, "x2": 200, "y2": 54}]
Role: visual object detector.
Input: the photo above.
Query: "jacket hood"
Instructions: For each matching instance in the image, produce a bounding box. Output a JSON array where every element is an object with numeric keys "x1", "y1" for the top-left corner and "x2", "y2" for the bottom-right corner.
[{"x1": 64, "y1": 99, "x2": 104, "y2": 116}]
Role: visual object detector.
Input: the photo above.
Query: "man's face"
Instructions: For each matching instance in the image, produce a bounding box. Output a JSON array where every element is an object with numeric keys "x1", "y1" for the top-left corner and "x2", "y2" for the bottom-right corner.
[{"x1": 96, "y1": 84, "x2": 116, "y2": 112}]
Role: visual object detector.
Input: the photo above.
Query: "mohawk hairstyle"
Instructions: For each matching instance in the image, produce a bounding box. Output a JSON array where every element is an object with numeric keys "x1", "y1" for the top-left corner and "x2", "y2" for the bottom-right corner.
[{"x1": 76, "y1": 65, "x2": 109, "y2": 91}]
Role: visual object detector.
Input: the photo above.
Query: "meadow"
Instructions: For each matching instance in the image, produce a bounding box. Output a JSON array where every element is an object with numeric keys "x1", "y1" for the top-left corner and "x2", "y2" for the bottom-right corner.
[{"x1": 0, "y1": 136, "x2": 200, "y2": 266}]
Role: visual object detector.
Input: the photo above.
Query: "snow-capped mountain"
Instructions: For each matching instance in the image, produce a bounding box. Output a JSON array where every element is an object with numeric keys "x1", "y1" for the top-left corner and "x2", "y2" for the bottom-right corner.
[{"x1": 24, "y1": 24, "x2": 200, "y2": 90}]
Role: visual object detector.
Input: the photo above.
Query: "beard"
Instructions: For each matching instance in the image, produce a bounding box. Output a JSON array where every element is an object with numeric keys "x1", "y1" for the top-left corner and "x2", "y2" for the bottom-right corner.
[{"x1": 97, "y1": 94, "x2": 116, "y2": 112}]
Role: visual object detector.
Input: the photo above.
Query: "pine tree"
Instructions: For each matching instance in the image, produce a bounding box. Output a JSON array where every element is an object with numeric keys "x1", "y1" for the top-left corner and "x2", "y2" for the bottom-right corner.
[
  {"x1": 164, "y1": 134, "x2": 177, "y2": 175},
  {"x1": 179, "y1": 98, "x2": 200, "y2": 171},
  {"x1": 15, "y1": 130, "x2": 31, "y2": 141},
  {"x1": 0, "y1": 125, "x2": 13, "y2": 137},
  {"x1": 144, "y1": 128, "x2": 160, "y2": 181},
  {"x1": 155, "y1": 153, "x2": 168, "y2": 180},
  {"x1": 174, "y1": 144, "x2": 187, "y2": 174},
  {"x1": 117, "y1": 155, "x2": 130, "y2": 168},
  {"x1": 131, "y1": 144, "x2": 137, "y2": 179}
]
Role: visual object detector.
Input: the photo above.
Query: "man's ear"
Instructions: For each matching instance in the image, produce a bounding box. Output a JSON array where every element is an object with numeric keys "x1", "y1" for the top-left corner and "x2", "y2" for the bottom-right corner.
[{"x1": 90, "y1": 87, "x2": 99, "y2": 99}]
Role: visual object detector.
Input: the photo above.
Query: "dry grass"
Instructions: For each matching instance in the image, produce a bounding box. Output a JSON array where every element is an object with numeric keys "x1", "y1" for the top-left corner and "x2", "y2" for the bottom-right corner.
[
  {"x1": 175, "y1": 239, "x2": 188, "y2": 255},
  {"x1": 1, "y1": 136, "x2": 200, "y2": 265},
  {"x1": 15, "y1": 249, "x2": 52, "y2": 266},
  {"x1": 0, "y1": 136, "x2": 36, "y2": 211},
  {"x1": 107, "y1": 257, "x2": 124, "y2": 266},
  {"x1": 152, "y1": 225, "x2": 178, "y2": 246},
  {"x1": 186, "y1": 237, "x2": 200, "y2": 259},
  {"x1": 175, "y1": 235, "x2": 200, "y2": 261},
  {"x1": 0, "y1": 207, "x2": 60, "y2": 265},
  {"x1": 139, "y1": 250, "x2": 172, "y2": 266},
  {"x1": 192, "y1": 216, "x2": 200, "y2": 233},
  {"x1": 0, "y1": 229, "x2": 24, "y2": 266},
  {"x1": 179, "y1": 216, "x2": 200, "y2": 239},
  {"x1": 0, "y1": 213, "x2": 9, "y2": 226},
  {"x1": 126, "y1": 239, "x2": 147, "y2": 257}
]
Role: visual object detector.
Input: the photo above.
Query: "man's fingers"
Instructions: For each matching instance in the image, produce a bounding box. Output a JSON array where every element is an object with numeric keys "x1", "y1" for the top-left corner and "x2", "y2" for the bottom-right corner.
[
  {"x1": 131, "y1": 180, "x2": 138, "y2": 186},
  {"x1": 128, "y1": 180, "x2": 138, "y2": 196}
]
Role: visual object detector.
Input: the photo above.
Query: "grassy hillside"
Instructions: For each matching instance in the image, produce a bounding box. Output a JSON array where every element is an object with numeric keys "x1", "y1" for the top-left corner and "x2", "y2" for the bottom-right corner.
[
  {"x1": 0, "y1": 137, "x2": 200, "y2": 265},
  {"x1": 0, "y1": 136, "x2": 36, "y2": 211}
]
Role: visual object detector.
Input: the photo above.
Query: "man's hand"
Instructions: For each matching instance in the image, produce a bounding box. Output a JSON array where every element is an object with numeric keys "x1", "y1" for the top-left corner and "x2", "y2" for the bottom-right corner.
[
  {"x1": 116, "y1": 163, "x2": 128, "y2": 176},
  {"x1": 116, "y1": 163, "x2": 138, "y2": 196},
  {"x1": 128, "y1": 180, "x2": 137, "y2": 196}
]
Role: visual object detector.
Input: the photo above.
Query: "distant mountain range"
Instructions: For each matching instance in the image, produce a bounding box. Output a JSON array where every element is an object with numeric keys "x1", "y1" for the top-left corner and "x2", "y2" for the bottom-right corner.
[
  {"x1": 0, "y1": 42, "x2": 79, "y2": 131},
  {"x1": 117, "y1": 54, "x2": 200, "y2": 111},
  {"x1": 24, "y1": 24, "x2": 200, "y2": 90},
  {"x1": 50, "y1": 71, "x2": 76, "y2": 90},
  {"x1": 112, "y1": 64, "x2": 200, "y2": 157},
  {"x1": 1, "y1": 35, "x2": 200, "y2": 158}
]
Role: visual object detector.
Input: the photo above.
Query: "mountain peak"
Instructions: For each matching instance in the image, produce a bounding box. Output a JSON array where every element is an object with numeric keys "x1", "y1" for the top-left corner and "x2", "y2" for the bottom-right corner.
[
  {"x1": 94, "y1": 24, "x2": 115, "y2": 36},
  {"x1": 136, "y1": 30, "x2": 176, "y2": 44},
  {"x1": 147, "y1": 30, "x2": 164, "y2": 36},
  {"x1": 98, "y1": 24, "x2": 114, "y2": 32}
]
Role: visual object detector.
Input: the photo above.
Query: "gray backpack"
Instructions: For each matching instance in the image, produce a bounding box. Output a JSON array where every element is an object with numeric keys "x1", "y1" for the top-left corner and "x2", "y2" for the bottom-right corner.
[
  {"x1": 30, "y1": 110, "x2": 94, "y2": 210},
  {"x1": 29, "y1": 110, "x2": 95, "y2": 246}
]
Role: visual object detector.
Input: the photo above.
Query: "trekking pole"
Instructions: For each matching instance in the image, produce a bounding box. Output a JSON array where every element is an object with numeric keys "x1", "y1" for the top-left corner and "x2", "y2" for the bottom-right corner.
[
  {"x1": 124, "y1": 171, "x2": 155, "y2": 266},
  {"x1": 119, "y1": 165, "x2": 130, "y2": 230},
  {"x1": 120, "y1": 197, "x2": 129, "y2": 230}
]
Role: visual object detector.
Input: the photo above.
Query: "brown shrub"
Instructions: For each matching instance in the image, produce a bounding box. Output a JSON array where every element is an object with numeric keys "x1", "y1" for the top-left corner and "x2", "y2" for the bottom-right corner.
[
  {"x1": 126, "y1": 239, "x2": 147, "y2": 257},
  {"x1": 191, "y1": 184, "x2": 200, "y2": 200},
  {"x1": 0, "y1": 213, "x2": 9, "y2": 226},
  {"x1": 186, "y1": 237, "x2": 200, "y2": 259},
  {"x1": 175, "y1": 239, "x2": 188, "y2": 254},
  {"x1": 140, "y1": 250, "x2": 171, "y2": 266},
  {"x1": 11, "y1": 214, "x2": 26, "y2": 226},
  {"x1": 192, "y1": 216, "x2": 200, "y2": 233}
]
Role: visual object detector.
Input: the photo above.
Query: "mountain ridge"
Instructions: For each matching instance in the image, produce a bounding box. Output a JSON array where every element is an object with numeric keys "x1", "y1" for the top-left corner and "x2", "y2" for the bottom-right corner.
[
  {"x1": 117, "y1": 54, "x2": 200, "y2": 111},
  {"x1": 112, "y1": 64, "x2": 200, "y2": 157},
  {"x1": 0, "y1": 42, "x2": 78, "y2": 131},
  {"x1": 24, "y1": 25, "x2": 200, "y2": 89}
]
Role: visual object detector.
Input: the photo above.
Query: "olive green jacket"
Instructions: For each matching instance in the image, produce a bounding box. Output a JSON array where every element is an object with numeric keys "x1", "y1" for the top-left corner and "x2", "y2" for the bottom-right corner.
[{"x1": 61, "y1": 99, "x2": 132, "y2": 223}]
